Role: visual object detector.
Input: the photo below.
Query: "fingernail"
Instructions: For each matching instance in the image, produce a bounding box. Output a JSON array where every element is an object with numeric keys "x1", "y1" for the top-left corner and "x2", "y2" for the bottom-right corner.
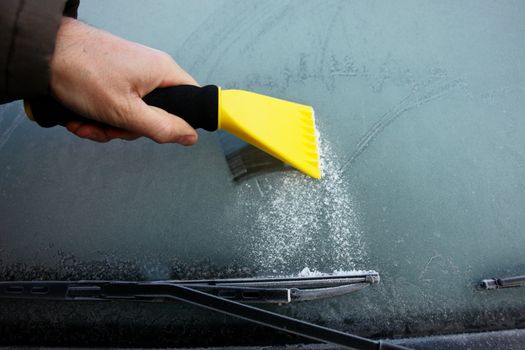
[{"x1": 179, "y1": 135, "x2": 196, "y2": 146}]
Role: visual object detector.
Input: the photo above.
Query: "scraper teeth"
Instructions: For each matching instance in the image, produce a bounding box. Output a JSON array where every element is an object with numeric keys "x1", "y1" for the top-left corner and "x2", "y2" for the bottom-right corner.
[
  {"x1": 299, "y1": 111, "x2": 312, "y2": 120},
  {"x1": 297, "y1": 105, "x2": 313, "y2": 115},
  {"x1": 303, "y1": 133, "x2": 317, "y2": 143},
  {"x1": 301, "y1": 125, "x2": 315, "y2": 135},
  {"x1": 303, "y1": 140, "x2": 317, "y2": 148},
  {"x1": 304, "y1": 150, "x2": 319, "y2": 159},
  {"x1": 306, "y1": 159, "x2": 320, "y2": 167},
  {"x1": 300, "y1": 121, "x2": 314, "y2": 131}
]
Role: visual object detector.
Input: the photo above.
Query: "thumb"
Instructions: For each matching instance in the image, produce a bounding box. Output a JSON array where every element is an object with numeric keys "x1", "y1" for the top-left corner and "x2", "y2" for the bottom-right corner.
[{"x1": 125, "y1": 99, "x2": 198, "y2": 145}]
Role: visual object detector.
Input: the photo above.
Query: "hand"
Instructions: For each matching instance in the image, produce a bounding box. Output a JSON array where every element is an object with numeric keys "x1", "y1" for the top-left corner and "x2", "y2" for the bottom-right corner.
[{"x1": 50, "y1": 17, "x2": 198, "y2": 145}]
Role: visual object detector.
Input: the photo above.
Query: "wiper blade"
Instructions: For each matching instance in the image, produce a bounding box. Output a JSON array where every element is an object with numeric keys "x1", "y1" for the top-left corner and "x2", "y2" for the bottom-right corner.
[
  {"x1": 480, "y1": 275, "x2": 525, "y2": 290},
  {"x1": 0, "y1": 272, "x2": 411, "y2": 350},
  {"x1": 0, "y1": 271, "x2": 379, "y2": 304},
  {"x1": 0, "y1": 280, "x2": 291, "y2": 303},
  {"x1": 165, "y1": 271, "x2": 380, "y2": 303}
]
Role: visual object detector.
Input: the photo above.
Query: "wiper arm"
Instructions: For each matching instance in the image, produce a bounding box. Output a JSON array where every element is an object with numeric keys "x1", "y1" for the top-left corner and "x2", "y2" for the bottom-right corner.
[
  {"x1": 480, "y1": 275, "x2": 525, "y2": 290},
  {"x1": 0, "y1": 272, "x2": 379, "y2": 304},
  {"x1": 0, "y1": 272, "x2": 411, "y2": 350}
]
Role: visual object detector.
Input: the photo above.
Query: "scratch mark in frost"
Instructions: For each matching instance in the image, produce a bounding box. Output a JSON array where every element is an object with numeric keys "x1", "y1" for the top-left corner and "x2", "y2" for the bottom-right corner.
[
  {"x1": 418, "y1": 254, "x2": 442, "y2": 280},
  {"x1": 0, "y1": 110, "x2": 24, "y2": 151},
  {"x1": 340, "y1": 79, "x2": 464, "y2": 172}
]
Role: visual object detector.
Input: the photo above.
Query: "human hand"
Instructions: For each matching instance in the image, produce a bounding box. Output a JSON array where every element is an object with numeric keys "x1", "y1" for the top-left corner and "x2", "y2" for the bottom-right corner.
[{"x1": 50, "y1": 17, "x2": 198, "y2": 145}]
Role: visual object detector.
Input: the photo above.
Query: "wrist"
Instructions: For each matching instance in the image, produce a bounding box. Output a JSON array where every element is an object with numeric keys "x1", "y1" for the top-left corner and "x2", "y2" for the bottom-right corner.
[{"x1": 50, "y1": 18, "x2": 92, "y2": 98}]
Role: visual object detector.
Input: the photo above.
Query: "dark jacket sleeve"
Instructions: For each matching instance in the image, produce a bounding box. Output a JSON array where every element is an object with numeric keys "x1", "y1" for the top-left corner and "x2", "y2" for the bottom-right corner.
[{"x1": 0, "y1": 0, "x2": 79, "y2": 104}]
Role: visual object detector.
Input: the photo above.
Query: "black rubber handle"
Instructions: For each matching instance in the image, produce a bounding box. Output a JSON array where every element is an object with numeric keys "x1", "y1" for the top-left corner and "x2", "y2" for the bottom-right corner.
[{"x1": 26, "y1": 85, "x2": 219, "y2": 132}]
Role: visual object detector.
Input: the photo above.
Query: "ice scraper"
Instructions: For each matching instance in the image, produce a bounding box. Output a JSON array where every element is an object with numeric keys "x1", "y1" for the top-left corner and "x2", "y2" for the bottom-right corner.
[{"x1": 24, "y1": 85, "x2": 321, "y2": 179}]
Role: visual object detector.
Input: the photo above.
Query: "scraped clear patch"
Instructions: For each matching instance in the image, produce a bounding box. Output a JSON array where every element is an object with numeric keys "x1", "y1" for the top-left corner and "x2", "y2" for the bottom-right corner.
[{"x1": 236, "y1": 138, "x2": 367, "y2": 275}]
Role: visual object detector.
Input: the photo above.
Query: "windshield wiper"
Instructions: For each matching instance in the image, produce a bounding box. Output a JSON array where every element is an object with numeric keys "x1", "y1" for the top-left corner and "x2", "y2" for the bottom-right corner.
[
  {"x1": 0, "y1": 272, "x2": 379, "y2": 304},
  {"x1": 480, "y1": 275, "x2": 525, "y2": 290},
  {"x1": 0, "y1": 272, "x2": 411, "y2": 350}
]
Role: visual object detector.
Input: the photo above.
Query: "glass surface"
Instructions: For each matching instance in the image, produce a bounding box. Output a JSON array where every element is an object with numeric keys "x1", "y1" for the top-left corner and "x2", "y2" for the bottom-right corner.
[{"x1": 1, "y1": 0, "x2": 524, "y2": 345}]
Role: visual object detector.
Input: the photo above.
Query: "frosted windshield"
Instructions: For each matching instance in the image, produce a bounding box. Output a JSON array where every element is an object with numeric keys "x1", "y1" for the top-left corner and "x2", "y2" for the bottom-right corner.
[{"x1": 1, "y1": 0, "x2": 524, "y2": 340}]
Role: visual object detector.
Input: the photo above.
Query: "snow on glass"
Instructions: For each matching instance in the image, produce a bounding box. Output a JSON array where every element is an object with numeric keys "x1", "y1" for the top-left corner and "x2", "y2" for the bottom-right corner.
[{"x1": 237, "y1": 132, "x2": 368, "y2": 275}]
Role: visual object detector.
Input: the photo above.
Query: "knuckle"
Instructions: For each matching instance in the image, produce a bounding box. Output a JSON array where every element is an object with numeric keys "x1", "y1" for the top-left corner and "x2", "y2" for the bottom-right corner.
[{"x1": 156, "y1": 52, "x2": 174, "y2": 67}]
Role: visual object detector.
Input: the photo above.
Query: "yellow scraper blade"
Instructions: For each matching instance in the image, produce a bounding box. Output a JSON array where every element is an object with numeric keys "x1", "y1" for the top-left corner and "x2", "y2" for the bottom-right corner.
[{"x1": 218, "y1": 89, "x2": 321, "y2": 179}]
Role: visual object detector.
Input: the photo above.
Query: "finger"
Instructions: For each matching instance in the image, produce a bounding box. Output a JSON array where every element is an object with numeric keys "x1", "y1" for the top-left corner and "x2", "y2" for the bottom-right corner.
[
  {"x1": 66, "y1": 120, "x2": 83, "y2": 133},
  {"x1": 67, "y1": 121, "x2": 141, "y2": 142},
  {"x1": 124, "y1": 99, "x2": 198, "y2": 145},
  {"x1": 104, "y1": 127, "x2": 141, "y2": 141},
  {"x1": 73, "y1": 124, "x2": 111, "y2": 143},
  {"x1": 66, "y1": 120, "x2": 108, "y2": 142}
]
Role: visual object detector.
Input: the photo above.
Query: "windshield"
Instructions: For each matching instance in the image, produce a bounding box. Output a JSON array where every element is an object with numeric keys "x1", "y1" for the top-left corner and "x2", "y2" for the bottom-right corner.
[{"x1": 1, "y1": 0, "x2": 524, "y2": 347}]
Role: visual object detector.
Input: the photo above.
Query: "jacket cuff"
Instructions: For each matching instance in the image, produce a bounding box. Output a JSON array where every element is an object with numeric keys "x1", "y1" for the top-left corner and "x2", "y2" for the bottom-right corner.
[
  {"x1": 3, "y1": 0, "x2": 79, "y2": 102},
  {"x1": 64, "y1": 0, "x2": 80, "y2": 18}
]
